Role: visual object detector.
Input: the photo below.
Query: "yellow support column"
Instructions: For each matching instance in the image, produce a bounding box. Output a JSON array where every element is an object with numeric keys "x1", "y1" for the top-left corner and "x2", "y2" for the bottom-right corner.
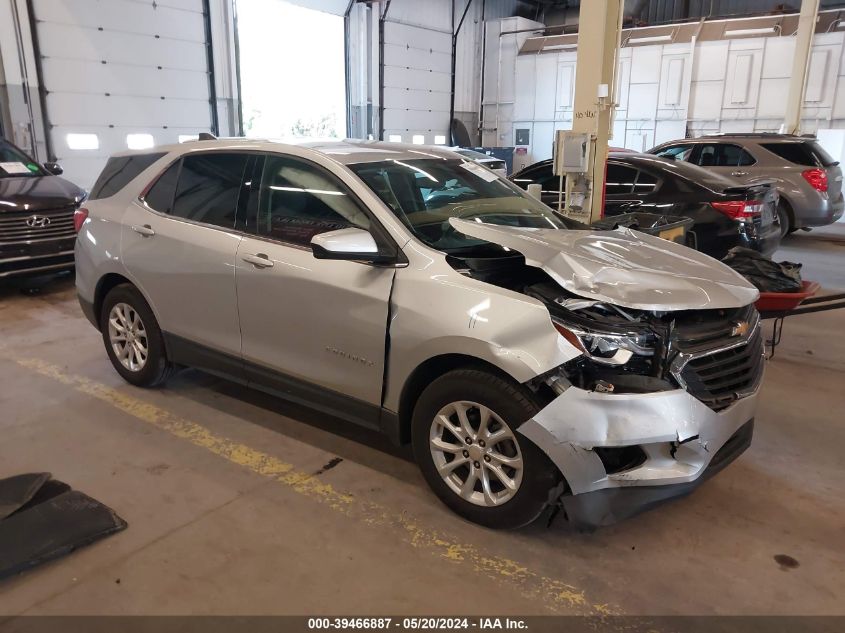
[{"x1": 571, "y1": 0, "x2": 624, "y2": 222}]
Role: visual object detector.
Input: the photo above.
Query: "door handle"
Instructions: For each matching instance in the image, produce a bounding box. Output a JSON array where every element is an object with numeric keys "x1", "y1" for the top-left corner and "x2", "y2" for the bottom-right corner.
[
  {"x1": 131, "y1": 224, "x2": 155, "y2": 237},
  {"x1": 242, "y1": 253, "x2": 274, "y2": 269},
  {"x1": 731, "y1": 171, "x2": 748, "y2": 177}
]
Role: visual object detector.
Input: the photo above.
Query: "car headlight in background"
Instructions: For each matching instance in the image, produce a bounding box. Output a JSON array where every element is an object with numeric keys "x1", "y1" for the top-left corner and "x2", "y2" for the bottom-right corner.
[{"x1": 552, "y1": 320, "x2": 654, "y2": 366}]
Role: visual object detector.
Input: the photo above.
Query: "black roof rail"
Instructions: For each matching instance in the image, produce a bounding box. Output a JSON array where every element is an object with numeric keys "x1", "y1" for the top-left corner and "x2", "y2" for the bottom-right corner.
[{"x1": 198, "y1": 132, "x2": 217, "y2": 141}]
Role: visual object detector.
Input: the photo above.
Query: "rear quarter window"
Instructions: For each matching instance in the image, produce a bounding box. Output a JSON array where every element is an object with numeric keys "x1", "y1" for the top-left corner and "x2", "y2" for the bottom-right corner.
[
  {"x1": 759, "y1": 142, "x2": 837, "y2": 167},
  {"x1": 89, "y1": 153, "x2": 166, "y2": 200}
]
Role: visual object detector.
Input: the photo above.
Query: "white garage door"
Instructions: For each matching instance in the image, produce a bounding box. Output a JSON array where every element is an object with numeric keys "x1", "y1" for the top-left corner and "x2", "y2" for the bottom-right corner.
[
  {"x1": 382, "y1": 21, "x2": 451, "y2": 144},
  {"x1": 31, "y1": 0, "x2": 214, "y2": 188}
]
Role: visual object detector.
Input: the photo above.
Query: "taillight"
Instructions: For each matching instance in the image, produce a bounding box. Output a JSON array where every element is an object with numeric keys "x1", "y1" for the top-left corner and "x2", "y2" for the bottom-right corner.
[
  {"x1": 710, "y1": 200, "x2": 763, "y2": 221},
  {"x1": 802, "y1": 168, "x2": 828, "y2": 192},
  {"x1": 73, "y1": 207, "x2": 89, "y2": 233}
]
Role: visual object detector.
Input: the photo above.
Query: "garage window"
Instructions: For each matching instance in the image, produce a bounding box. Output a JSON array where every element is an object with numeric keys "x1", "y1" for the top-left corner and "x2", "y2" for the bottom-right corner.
[{"x1": 248, "y1": 155, "x2": 370, "y2": 247}]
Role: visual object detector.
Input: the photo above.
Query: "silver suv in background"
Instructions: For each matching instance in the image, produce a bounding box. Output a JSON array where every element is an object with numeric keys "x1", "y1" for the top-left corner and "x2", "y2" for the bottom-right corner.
[
  {"x1": 649, "y1": 134, "x2": 844, "y2": 236},
  {"x1": 75, "y1": 139, "x2": 763, "y2": 529}
]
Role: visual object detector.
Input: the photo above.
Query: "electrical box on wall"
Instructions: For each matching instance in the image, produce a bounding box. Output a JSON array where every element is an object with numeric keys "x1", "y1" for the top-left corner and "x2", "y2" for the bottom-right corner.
[{"x1": 553, "y1": 130, "x2": 591, "y2": 175}]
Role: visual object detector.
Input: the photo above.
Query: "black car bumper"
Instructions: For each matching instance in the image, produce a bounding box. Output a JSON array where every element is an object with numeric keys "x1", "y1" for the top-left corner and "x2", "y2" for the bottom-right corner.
[
  {"x1": 0, "y1": 247, "x2": 75, "y2": 278},
  {"x1": 560, "y1": 420, "x2": 754, "y2": 529}
]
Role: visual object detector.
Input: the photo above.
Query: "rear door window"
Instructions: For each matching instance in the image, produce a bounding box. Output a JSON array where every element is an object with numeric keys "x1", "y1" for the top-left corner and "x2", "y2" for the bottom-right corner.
[
  {"x1": 90, "y1": 153, "x2": 166, "y2": 200},
  {"x1": 512, "y1": 163, "x2": 558, "y2": 191},
  {"x1": 170, "y1": 153, "x2": 250, "y2": 228},
  {"x1": 605, "y1": 164, "x2": 638, "y2": 195},
  {"x1": 695, "y1": 143, "x2": 755, "y2": 167},
  {"x1": 634, "y1": 170, "x2": 659, "y2": 193}
]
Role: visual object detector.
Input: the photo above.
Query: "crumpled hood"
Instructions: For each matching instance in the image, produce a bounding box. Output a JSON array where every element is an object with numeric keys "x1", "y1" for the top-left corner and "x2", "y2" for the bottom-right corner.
[{"x1": 450, "y1": 218, "x2": 759, "y2": 311}]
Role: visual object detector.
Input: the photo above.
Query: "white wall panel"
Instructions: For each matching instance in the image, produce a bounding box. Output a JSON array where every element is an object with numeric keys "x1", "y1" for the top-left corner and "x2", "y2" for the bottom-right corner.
[
  {"x1": 806, "y1": 48, "x2": 833, "y2": 104},
  {"x1": 35, "y1": 0, "x2": 205, "y2": 40},
  {"x1": 630, "y1": 47, "x2": 662, "y2": 84},
  {"x1": 661, "y1": 58, "x2": 685, "y2": 106},
  {"x1": 383, "y1": 19, "x2": 452, "y2": 141},
  {"x1": 486, "y1": 19, "x2": 845, "y2": 157},
  {"x1": 31, "y1": 0, "x2": 213, "y2": 187},
  {"x1": 627, "y1": 84, "x2": 659, "y2": 120},
  {"x1": 513, "y1": 56, "x2": 535, "y2": 121},
  {"x1": 761, "y1": 37, "x2": 794, "y2": 79},
  {"x1": 556, "y1": 63, "x2": 576, "y2": 113},
  {"x1": 534, "y1": 55, "x2": 557, "y2": 121}
]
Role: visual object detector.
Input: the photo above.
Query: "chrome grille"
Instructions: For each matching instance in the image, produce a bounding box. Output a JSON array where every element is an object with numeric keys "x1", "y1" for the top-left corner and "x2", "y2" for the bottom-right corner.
[
  {"x1": 0, "y1": 207, "x2": 76, "y2": 243},
  {"x1": 671, "y1": 306, "x2": 764, "y2": 412}
]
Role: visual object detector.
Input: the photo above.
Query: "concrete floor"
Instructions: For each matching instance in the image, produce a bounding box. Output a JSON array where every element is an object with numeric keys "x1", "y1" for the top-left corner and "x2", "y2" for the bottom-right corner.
[{"x1": 0, "y1": 229, "x2": 843, "y2": 616}]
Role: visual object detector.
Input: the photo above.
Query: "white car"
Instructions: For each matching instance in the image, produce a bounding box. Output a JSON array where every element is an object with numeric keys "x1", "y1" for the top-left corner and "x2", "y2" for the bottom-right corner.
[{"x1": 75, "y1": 138, "x2": 763, "y2": 529}]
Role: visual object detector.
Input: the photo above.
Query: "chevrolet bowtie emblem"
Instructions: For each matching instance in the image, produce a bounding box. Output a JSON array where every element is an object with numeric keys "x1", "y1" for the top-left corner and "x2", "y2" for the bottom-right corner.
[{"x1": 731, "y1": 321, "x2": 750, "y2": 337}]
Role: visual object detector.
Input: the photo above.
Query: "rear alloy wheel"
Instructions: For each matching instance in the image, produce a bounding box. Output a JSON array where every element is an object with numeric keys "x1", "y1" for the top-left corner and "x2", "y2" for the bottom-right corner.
[
  {"x1": 412, "y1": 369, "x2": 561, "y2": 529},
  {"x1": 100, "y1": 284, "x2": 174, "y2": 387},
  {"x1": 108, "y1": 302, "x2": 149, "y2": 372}
]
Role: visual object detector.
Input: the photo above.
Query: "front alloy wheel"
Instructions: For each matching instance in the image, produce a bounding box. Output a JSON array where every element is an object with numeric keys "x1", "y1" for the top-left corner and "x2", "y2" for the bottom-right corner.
[
  {"x1": 429, "y1": 401, "x2": 523, "y2": 507},
  {"x1": 411, "y1": 368, "x2": 562, "y2": 529},
  {"x1": 108, "y1": 302, "x2": 148, "y2": 372}
]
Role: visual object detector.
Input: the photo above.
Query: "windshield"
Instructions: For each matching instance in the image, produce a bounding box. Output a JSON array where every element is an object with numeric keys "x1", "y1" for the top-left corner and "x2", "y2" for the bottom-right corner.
[
  {"x1": 350, "y1": 158, "x2": 565, "y2": 253},
  {"x1": 0, "y1": 141, "x2": 44, "y2": 178}
]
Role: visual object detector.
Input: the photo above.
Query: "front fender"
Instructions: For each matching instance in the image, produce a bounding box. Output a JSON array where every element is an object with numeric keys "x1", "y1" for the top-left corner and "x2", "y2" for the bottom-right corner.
[{"x1": 383, "y1": 262, "x2": 581, "y2": 412}]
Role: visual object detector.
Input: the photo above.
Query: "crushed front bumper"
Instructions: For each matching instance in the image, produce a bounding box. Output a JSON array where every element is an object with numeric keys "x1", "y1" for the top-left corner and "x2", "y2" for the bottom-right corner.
[{"x1": 519, "y1": 383, "x2": 760, "y2": 527}]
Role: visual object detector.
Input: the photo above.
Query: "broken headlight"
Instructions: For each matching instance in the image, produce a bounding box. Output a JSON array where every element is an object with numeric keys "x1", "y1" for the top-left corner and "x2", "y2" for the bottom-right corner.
[{"x1": 552, "y1": 319, "x2": 655, "y2": 366}]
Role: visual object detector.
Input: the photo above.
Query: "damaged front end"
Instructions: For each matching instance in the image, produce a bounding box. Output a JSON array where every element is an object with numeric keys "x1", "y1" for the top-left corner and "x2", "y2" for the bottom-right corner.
[
  {"x1": 521, "y1": 283, "x2": 764, "y2": 528},
  {"x1": 446, "y1": 219, "x2": 765, "y2": 528}
]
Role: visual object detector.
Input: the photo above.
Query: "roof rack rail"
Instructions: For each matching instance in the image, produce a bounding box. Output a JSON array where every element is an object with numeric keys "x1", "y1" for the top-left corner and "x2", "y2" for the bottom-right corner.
[{"x1": 198, "y1": 132, "x2": 217, "y2": 141}]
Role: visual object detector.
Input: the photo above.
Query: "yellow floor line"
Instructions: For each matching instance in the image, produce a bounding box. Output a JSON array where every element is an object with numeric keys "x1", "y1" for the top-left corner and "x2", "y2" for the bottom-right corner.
[{"x1": 12, "y1": 355, "x2": 620, "y2": 615}]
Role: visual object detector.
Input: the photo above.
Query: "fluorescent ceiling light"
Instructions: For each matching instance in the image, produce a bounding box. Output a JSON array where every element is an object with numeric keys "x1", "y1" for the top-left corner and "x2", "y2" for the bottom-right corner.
[
  {"x1": 544, "y1": 43, "x2": 577, "y2": 50},
  {"x1": 628, "y1": 34, "x2": 673, "y2": 45},
  {"x1": 724, "y1": 26, "x2": 778, "y2": 38},
  {"x1": 66, "y1": 133, "x2": 99, "y2": 150},
  {"x1": 127, "y1": 133, "x2": 154, "y2": 150}
]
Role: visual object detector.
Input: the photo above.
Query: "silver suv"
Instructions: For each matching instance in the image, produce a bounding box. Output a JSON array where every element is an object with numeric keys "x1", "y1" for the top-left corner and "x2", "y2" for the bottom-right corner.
[
  {"x1": 75, "y1": 139, "x2": 764, "y2": 529},
  {"x1": 649, "y1": 134, "x2": 844, "y2": 236}
]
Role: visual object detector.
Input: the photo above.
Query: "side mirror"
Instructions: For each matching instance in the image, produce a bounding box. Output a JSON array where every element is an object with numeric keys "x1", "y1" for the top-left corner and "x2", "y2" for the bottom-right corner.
[
  {"x1": 311, "y1": 228, "x2": 395, "y2": 264},
  {"x1": 43, "y1": 162, "x2": 63, "y2": 175}
]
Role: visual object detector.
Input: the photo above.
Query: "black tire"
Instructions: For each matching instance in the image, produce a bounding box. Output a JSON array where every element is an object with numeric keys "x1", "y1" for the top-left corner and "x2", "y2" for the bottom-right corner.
[
  {"x1": 100, "y1": 284, "x2": 174, "y2": 387},
  {"x1": 777, "y1": 201, "x2": 792, "y2": 239},
  {"x1": 411, "y1": 368, "x2": 562, "y2": 529}
]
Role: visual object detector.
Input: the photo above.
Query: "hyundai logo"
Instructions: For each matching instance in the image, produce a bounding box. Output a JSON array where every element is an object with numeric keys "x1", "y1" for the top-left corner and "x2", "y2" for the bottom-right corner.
[{"x1": 25, "y1": 215, "x2": 51, "y2": 228}]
